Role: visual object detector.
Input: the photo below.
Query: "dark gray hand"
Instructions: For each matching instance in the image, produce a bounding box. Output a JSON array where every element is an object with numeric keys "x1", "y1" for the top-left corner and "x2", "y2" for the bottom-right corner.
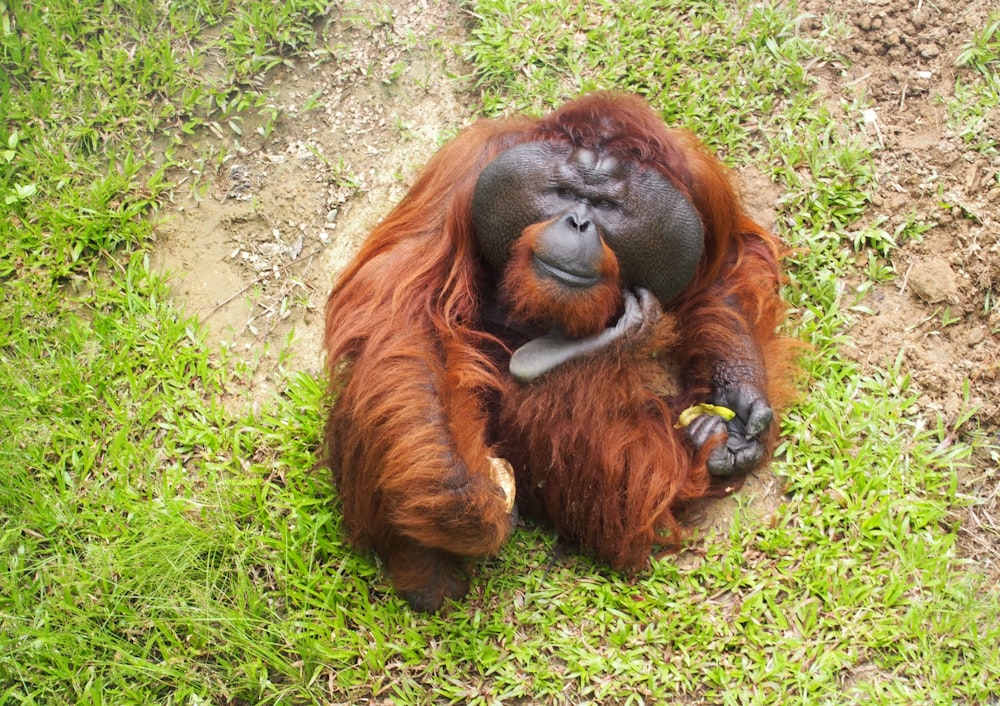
[
  {"x1": 509, "y1": 288, "x2": 660, "y2": 383},
  {"x1": 686, "y1": 378, "x2": 774, "y2": 477}
]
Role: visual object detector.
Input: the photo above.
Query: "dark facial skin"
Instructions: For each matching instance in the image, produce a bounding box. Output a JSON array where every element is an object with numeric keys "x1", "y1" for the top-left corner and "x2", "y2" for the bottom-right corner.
[
  {"x1": 472, "y1": 142, "x2": 773, "y2": 477},
  {"x1": 472, "y1": 142, "x2": 705, "y2": 306}
]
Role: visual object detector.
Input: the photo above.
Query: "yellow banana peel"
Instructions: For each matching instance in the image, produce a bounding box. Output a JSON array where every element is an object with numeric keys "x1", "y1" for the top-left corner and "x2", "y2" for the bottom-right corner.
[{"x1": 674, "y1": 403, "x2": 736, "y2": 429}]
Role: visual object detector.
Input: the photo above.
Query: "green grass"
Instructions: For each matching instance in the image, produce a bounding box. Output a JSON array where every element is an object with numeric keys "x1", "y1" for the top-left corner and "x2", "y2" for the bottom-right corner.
[
  {"x1": 2, "y1": 0, "x2": 999, "y2": 704},
  {"x1": 949, "y1": 10, "x2": 1000, "y2": 156}
]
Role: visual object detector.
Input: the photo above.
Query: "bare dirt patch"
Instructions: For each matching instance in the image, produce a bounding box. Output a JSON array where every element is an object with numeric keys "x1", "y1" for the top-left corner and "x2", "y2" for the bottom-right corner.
[
  {"x1": 151, "y1": 0, "x2": 999, "y2": 566},
  {"x1": 805, "y1": 0, "x2": 1000, "y2": 427},
  {"x1": 801, "y1": 0, "x2": 1000, "y2": 575},
  {"x1": 153, "y1": 1, "x2": 478, "y2": 399}
]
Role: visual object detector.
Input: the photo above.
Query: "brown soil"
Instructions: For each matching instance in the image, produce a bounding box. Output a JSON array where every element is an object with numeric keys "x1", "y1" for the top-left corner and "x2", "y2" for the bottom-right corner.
[
  {"x1": 151, "y1": 0, "x2": 998, "y2": 572},
  {"x1": 813, "y1": 0, "x2": 1000, "y2": 427},
  {"x1": 152, "y1": 2, "x2": 474, "y2": 399},
  {"x1": 800, "y1": 0, "x2": 1000, "y2": 575}
]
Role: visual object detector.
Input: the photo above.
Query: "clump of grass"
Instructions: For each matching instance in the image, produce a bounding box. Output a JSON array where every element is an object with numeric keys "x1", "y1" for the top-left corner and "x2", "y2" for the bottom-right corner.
[
  {"x1": 468, "y1": 1, "x2": 826, "y2": 160},
  {"x1": 948, "y1": 11, "x2": 1000, "y2": 155},
  {"x1": 0, "y1": 1, "x2": 339, "y2": 702},
  {"x1": 0, "y1": 0, "x2": 333, "y2": 284}
]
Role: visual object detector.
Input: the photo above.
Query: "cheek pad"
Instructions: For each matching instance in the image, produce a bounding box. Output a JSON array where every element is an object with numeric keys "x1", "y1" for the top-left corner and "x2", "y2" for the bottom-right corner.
[
  {"x1": 472, "y1": 142, "x2": 704, "y2": 301},
  {"x1": 472, "y1": 143, "x2": 573, "y2": 270},
  {"x1": 607, "y1": 172, "x2": 705, "y2": 304}
]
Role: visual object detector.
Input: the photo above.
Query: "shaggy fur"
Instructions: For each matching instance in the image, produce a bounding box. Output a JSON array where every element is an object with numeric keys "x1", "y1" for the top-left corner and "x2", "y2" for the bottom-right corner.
[{"x1": 323, "y1": 93, "x2": 799, "y2": 612}]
